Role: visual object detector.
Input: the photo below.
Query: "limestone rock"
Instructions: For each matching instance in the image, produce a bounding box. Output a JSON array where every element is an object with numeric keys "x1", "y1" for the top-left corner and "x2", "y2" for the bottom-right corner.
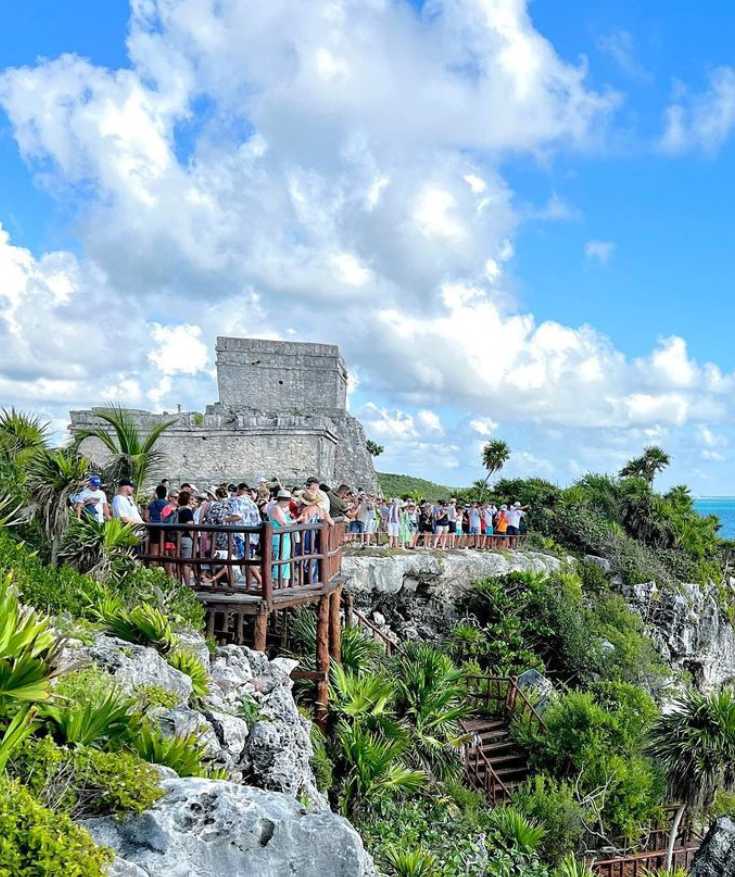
[
  {"x1": 584, "y1": 555, "x2": 612, "y2": 574},
  {"x1": 66, "y1": 635, "x2": 192, "y2": 704},
  {"x1": 690, "y1": 817, "x2": 735, "y2": 876},
  {"x1": 516, "y1": 668, "x2": 555, "y2": 714},
  {"x1": 84, "y1": 777, "x2": 377, "y2": 877}
]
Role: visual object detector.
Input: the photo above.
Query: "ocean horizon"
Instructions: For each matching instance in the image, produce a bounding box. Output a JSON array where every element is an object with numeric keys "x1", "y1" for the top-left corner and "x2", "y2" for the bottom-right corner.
[{"x1": 694, "y1": 497, "x2": 735, "y2": 539}]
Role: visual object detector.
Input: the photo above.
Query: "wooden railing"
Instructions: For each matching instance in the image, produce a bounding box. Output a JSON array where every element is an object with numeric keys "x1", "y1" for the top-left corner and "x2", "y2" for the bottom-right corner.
[
  {"x1": 461, "y1": 735, "x2": 510, "y2": 806},
  {"x1": 342, "y1": 532, "x2": 530, "y2": 550},
  {"x1": 139, "y1": 520, "x2": 345, "y2": 607},
  {"x1": 591, "y1": 844, "x2": 698, "y2": 876},
  {"x1": 348, "y1": 605, "x2": 396, "y2": 655},
  {"x1": 463, "y1": 675, "x2": 547, "y2": 734}
]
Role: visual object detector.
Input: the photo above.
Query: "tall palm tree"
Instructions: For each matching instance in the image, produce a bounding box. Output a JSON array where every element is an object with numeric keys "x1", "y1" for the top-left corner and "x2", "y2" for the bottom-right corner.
[
  {"x1": 73, "y1": 405, "x2": 175, "y2": 495},
  {"x1": 26, "y1": 448, "x2": 90, "y2": 565},
  {"x1": 480, "y1": 440, "x2": 510, "y2": 498},
  {"x1": 620, "y1": 446, "x2": 670, "y2": 484},
  {"x1": 647, "y1": 688, "x2": 735, "y2": 870}
]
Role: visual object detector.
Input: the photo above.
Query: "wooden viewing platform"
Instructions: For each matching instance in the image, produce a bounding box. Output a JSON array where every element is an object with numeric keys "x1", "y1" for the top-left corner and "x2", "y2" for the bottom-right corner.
[{"x1": 140, "y1": 519, "x2": 347, "y2": 723}]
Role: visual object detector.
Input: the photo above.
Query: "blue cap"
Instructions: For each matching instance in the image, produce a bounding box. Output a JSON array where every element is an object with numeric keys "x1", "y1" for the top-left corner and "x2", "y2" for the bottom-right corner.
[{"x1": 89, "y1": 475, "x2": 102, "y2": 487}]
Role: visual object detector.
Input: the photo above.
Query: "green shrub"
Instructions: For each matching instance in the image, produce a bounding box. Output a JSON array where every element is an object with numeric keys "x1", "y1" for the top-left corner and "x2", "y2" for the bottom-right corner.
[
  {"x1": 167, "y1": 649, "x2": 209, "y2": 698},
  {"x1": 383, "y1": 844, "x2": 438, "y2": 877},
  {"x1": 133, "y1": 724, "x2": 209, "y2": 777},
  {"x1": 488, "y1": 806, "x2": 545, "y2": 854},
  {"x1": 95, "y1": 600, "x2": 174, "y2": 653},
  {"x1": 10, "y1": 735, "x2": 163, "y2": 817},
  {"x1": 512, "y1": 775, "x2": 586, "y2": 864},
  {"x1": 310, "y1": 724, "x2": 334, "y2": 792},
  {"x1": 114, "y1": 564, "x2": 204, "y2": 629},
  {"x1": 239, "y1": 692, "x2": 263, "y2": 725},
  {"x1": 0, "y1": 776, "x2": 113, "y2": 875},
  {"x1": 134, "y1": 684, "x2": 181, "y2": 711}
]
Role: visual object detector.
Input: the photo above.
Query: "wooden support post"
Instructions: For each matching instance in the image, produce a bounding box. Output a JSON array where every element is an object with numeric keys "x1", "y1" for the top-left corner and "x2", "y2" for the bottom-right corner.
[
  {"x1": 344, "y1": 592, "x2": 354, "y2": 628},
  {"x1": 253, "y1": 605, "x2": 269, "y2": 652},
  {"x1": 329, "y1": 587, "x2": 342, "y2": 665},
  {"x1": 315, "y1": 594, "x2": 331, "y2": 730}
]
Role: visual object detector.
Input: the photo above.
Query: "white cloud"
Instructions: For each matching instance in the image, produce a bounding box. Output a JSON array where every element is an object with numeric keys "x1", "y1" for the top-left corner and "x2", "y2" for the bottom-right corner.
[
  {"x1": 417, "y1": 409, "x2": 444, "y2": 434},
  {"x1": 470, "y1": 417, "x2": 499, "y2": 436},
  {"x1": 148, "y1": 324, "x2": 209, "y2": 375},
  {"x1": 660, "y1": 67, "x2": 735, "y2": 155},
  {"x1": 585, "y1": 240, "x2": 616, "y2": 264},
  {"x1": 597, "y1": 29, "x2": 649, "y2": 81}
]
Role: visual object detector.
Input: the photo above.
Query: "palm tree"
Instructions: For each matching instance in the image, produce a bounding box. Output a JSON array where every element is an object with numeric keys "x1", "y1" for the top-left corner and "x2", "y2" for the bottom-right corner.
[
  {"x1": 73, "y1": 405, "x2": 175, "y2": 495},
  {"x1": 60, "y1": 516, "x2": 141, "y2": 579},
  {"x1": 647, "y1": 688, "x2": 735, "y2": 870},
  {"x1": 620, "y1": 446, "x2": 670, "y2": 484},
  {"x1": 26, "y1": 448, "x2": 90, "y2": 565},
  {"x1": 0, "y1": 408, "x2": 49, "y2": 467},
  {"x1": 480, "y1": 440, "x2": 510, "y2": 498}
]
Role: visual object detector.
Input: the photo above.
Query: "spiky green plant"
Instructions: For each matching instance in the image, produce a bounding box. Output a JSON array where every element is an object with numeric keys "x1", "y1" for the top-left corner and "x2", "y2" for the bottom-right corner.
[
  {"x1": 72, "y1": 404, "x2": 175, "y2": 497},
  {"x1": 340, "y1": 625, "x2": 385, "y2": 675},
  {"x1": 391, "y1": 643, "x2": 471, "y2": 778},
  {"x1": 0, "y1": 408, "x2": 49, "y2": 467},
  {"x1": 554, "y1": 856, "x2": 596, "y2": 877},
  {"x1": 133, "y1": 724, "x2": 209, "y2": 777},
  {"x1": 26, "y1": 447, "x2": 90, "y2": 565},
  {"x1": 648, "y1": 687, "x2": 735, "y2": 870},
  {"x1": 167, "y1": 649, "x2": 209, "y2": 699},
  {"x1": 44, "y1": 685, "x2": 137, "y2": 748},
  {"x1": 383, "y1": 844, "x2": 438, "y2": 877},
  {"x1": 95, "y1": 602, "x2": 175, "y2": 653},
  {"x1": 60, "y1": 516, "x2": 141, "y2": 578},
  {"x1": 336, "y1": 720, "x2": 424, "y2": 817},
  {"x1": 489, "y1": 806, "x2": 546, "y2": 854},
  {"x1": 330, "y1": 664, "x2": 397, "y2": 728}
]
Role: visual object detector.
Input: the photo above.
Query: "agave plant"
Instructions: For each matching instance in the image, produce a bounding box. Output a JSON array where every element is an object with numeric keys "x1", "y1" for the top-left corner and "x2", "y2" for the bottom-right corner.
[
  {"x1": 383, "y1": 844, "x2": 438, "y2": 877},
  {"x1": 133, "y1": 724, "x2": 209, "y2": 777},
  {"x1": 336, "y1": 720, "x2": 424, "y2": 817},
  {"x1": 94, "y1": 602, "x2": 175, "y2": 654},
  {"x1": 554, "y1": 856, "x2": 596, "y2": 877},
  {"x1": 0, "y1": 493, "x2": 28, "y2": 530},
  {"x1": 26, "y1": 447, "x2": 91, "y2": 565},
  {"x1": 167, "y1": 649, "x2": 209, "y2": 699},
  {"x1": 60, "y1": 516, "x2": 141, "y2": 579},
  {"x1": 44, "y1": 685, "x2": 137, "y2": 748},
  {"x1": 489, "y1": 806, "x2": 546, "y2": 855},
  {"x1": 73, "y1": 405, "x2": 175, "y2": 497}
]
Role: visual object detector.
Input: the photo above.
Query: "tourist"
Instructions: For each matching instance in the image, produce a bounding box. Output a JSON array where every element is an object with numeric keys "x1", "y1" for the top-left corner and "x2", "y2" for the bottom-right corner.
[
  {"x1": 356, "y1": 494, "x2": 377, "y2": 546},
  {"x1": 111, "y1": 480, "x2": 142, "y2": 525},
  {"x1": 269, "y1": 489, "x2": 294, "y2": 584},
  {"x1": 202, "y1": 486, "x2": 237, "y2": 587},
  {"x1": 418, "y1": 501, "x2": 433, "y2": 547},
  {"x1": 446, "y1": 498, "x2": 457, "y2": 548},
  {"x1": 506, "y1": 501, "x2": 527, "y2": 547},
  {"x1": 327, "y1": 483, "x2": 352, "y2": 520},
  {"x1": 229, "y1": 483, "x2": 262, "y2": 586},
  {"x1": 297, "y1": 488, "x2": 334, "y2": 582},
  {"x1": 146, "y1": 484, "x2": 168, "y2": 524},
  {"x1": 385, "y1": 497, "x2": 401, "y2": 549},
  {"x1": 468, "y1": 502, "x2": 482, "y2": 548},
  {"x1": 349, "y1": 492, "x2": 367, "y2": 539},
  {"x1": 432, "y1": 500, "x2": 450, "y2": 549},
  {"x1": 402, "y1": 500, "x2": 419, "y2": 548},
  {"x1": 495, "y1": 505, "x2": 509, "y2": 543},
  {"x1": 454, "y1": 504, "x2": 465, "y2": 543},
  {"x1": 483, "y1": 503, "x2": 495, "y2": 547},
  {"x1": 175, "y1": 489, "x2": 196, "y2": 586},
  {"x1": 304, "y1": 477, "x2": 331, "y2": 516},
  {"x1": 73, "y1": 474, "x2": 110, "y2": 523}
]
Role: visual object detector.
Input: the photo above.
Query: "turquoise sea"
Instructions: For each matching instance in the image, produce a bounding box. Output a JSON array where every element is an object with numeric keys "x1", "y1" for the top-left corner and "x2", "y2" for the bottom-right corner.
[{"x1": 695, "y1": 497, "x2": 735, "y2": 539}]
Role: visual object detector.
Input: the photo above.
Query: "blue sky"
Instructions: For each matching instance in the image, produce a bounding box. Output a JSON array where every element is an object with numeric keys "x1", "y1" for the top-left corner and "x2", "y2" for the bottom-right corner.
[{"x1": 2, "y1": 0, "x2": 735, "y2": 492}]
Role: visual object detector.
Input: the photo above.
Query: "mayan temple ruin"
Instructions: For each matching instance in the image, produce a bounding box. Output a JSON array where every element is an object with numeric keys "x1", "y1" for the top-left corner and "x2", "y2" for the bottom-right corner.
[{"x1": 70, "y1": 337, "x2": 378, "y2": 490}]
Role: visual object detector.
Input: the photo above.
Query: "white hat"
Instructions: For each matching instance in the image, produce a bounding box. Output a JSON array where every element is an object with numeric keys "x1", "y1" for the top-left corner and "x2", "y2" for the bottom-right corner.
[
  {"x1": 256, "y1": 476, "x2": 267, "y2": 483},
  {"x1": 501, "y1": 504, "x2": 508, "y2": 510},
  {"x1": 513, "y1": 501, "x2": 521, "y2": 508},
  {"x1": 276, "y1": 489, "x2": 292, "y2": 500}
]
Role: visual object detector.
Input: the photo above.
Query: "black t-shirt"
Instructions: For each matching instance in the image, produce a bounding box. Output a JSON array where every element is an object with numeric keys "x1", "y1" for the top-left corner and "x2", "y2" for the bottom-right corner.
[{"x1": 177, "y1": 507, "x2": 194, "y2": 538}]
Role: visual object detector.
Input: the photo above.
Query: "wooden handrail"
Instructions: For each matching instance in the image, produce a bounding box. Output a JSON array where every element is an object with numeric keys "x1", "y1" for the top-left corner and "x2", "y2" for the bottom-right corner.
[
  {"x1": 350, "y1": 607, "x2": 395, "y2": 654},
  {"x1": 459, "y1": 717, "x2": 510, "y2": 805},
  {"x1": 591, "y1": 844, "x2": 698, "y2": 876}
]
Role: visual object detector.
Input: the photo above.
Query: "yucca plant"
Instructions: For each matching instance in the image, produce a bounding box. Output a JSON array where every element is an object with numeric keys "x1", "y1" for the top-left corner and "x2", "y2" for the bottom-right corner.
[
  {"x1": 73, "y1": 404, "x2": 175, "y2": 498},
  {"x1": 0, "y1": 706, "x2": 38, "y2": 771},
  {"x1": 336, "y1": 720, "x2": 424, "y2": 817},
  {"x1": 133, "y1": 724, "x2": 209, "y2": 777},
  {"x1": 60, "y1": 516, "x2": 141, "y2": 578},
  {"x1": 383, "y1": 844, "x2": 438, "y2": 877},
  {"x1": 167, "y1": 649, "x2": 209, "y2": 699},
  {"x1": 392, "y1": 643, "x2": 471, "y2": 778},
  {"x1": 554, "y1": 855, "x2": 595, "y2": 877},
  {"x1": 95, "y1": 602, "x2": 175, "y2": 654},
  {"x1": 489, "y1": 806, "x2": 546, "y2": 854},
  {"x1": 0, "y1": 408, "x2": 49, "y2": 467},
  {"x1": 44, "y1": 685, "x2": 137, "y2": 748},
  {"x1": 26, "y1": 447, "x2": 90, "y2": 565}
]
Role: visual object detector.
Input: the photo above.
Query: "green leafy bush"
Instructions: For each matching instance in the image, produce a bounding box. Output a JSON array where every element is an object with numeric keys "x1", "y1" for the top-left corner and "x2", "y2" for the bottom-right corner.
[
  {"x1": 0, "y1": 776, "x2": 113, "y2": 876},
  {"x1": 512, "y1": 775, "x2": 586, "y2": 864},
  {"x1": 167, "y1": 649, "x2": 209, "y2": 698},
  {"x1": 95, "y1": 600, "x2": 174, "y2": 653},
  {"x1": 46, "y1": 671, "x2": 137, "y2": 748},
  {"x1": 134, "y1": 684, "x2": 181, "y2": 711},
  {"x1": 383, "y1": 844, "x2": 439, "y2": 876},
  {"x1": 488, "y1": 807, "x2": 545, "y2": 854},
  {"x1": 114, "y1": 564, "x2": 204, "y2": 629},
  {"x1": 10, "y1": 735, "x2": 163, "y2": 817}
]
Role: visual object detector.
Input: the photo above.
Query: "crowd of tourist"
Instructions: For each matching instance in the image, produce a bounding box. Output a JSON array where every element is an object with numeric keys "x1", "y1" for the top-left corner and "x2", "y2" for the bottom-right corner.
[{"x1": 71, "y1": 475, "x2": 529, "y2": 585}]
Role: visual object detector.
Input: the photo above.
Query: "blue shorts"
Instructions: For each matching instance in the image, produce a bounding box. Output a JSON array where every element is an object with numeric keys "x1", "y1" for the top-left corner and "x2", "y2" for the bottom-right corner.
[
  {"x1": 349, "y1": 521, "x2": 365, "y2": 533},
  {"x1": 469, "y1": 526, "x2": 481, "y2": 535},
  {"x1": 485, "y1": 528, "x2": 494, "y2": 536}
]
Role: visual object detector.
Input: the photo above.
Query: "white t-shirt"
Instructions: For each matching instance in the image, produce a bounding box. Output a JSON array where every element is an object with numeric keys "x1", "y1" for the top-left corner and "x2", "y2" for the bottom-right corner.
[
  {"x1": 506, "y1": 508, "x2": 524, "y2": 528},
  {"x1": 112, "y1": 494, "x2": 142, "y2": 524},
  {"x1": 75, "y1": 488, "x2": 108, "y2": 523}
]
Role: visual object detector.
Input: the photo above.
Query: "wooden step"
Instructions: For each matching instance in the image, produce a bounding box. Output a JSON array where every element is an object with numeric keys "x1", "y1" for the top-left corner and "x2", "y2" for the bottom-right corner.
[{"x1": 483, "y1": 753, "x2": 527, "y2": 767}]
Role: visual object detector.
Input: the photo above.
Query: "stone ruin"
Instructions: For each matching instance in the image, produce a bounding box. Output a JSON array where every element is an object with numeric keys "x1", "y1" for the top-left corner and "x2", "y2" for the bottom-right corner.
[{"x1": 70, "y1": 337, "x2": 377, "y2": 491}]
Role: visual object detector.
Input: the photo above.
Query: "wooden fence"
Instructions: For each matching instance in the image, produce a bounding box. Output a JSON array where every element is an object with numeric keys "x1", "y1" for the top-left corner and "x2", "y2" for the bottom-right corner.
[{"x1": 590, "y1": 844, "x2": 698, "y2": 876}]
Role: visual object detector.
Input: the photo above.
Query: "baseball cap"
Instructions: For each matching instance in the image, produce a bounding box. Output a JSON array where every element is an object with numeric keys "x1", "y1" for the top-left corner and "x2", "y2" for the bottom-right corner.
[
  {"x1": 89, "y1": 475, "x2": 102, "y2": 487},
  {"x1": 119, "y1": 479, "x2": 135, "y2": 488}
]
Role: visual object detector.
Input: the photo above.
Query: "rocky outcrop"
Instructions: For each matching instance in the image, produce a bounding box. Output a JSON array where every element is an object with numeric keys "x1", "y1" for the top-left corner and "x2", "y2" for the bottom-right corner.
[
  {"x1": 62, "y1": 634, "x2": 323, "y2": 803},
  {"x1": 84, "y1": 777, "x2": 377, "y2": 877},
  {"x1": 342, "y1": 548, "x2": 567, "y2": 643},
  {"x1": 622, "y1": 580, "x2": 735, "y2": 690},
  {"x1": 690, "y1": 816, "x2": 735, "y2": 876}
]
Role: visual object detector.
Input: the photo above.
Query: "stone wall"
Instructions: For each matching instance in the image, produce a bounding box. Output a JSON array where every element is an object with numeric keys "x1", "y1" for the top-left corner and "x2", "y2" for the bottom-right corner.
[
  {"x1": 331, "y1": 413, "x2": 379, "y2": 492},
  {"x1": 216, "y1": 337, "x2": 347, "y2": 413}
]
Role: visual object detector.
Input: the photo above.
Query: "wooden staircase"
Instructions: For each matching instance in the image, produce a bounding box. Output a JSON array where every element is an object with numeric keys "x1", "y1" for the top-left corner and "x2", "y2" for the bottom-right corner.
[{"x1": 460, "y1": 676, "x2": 542, "y2": 806}]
